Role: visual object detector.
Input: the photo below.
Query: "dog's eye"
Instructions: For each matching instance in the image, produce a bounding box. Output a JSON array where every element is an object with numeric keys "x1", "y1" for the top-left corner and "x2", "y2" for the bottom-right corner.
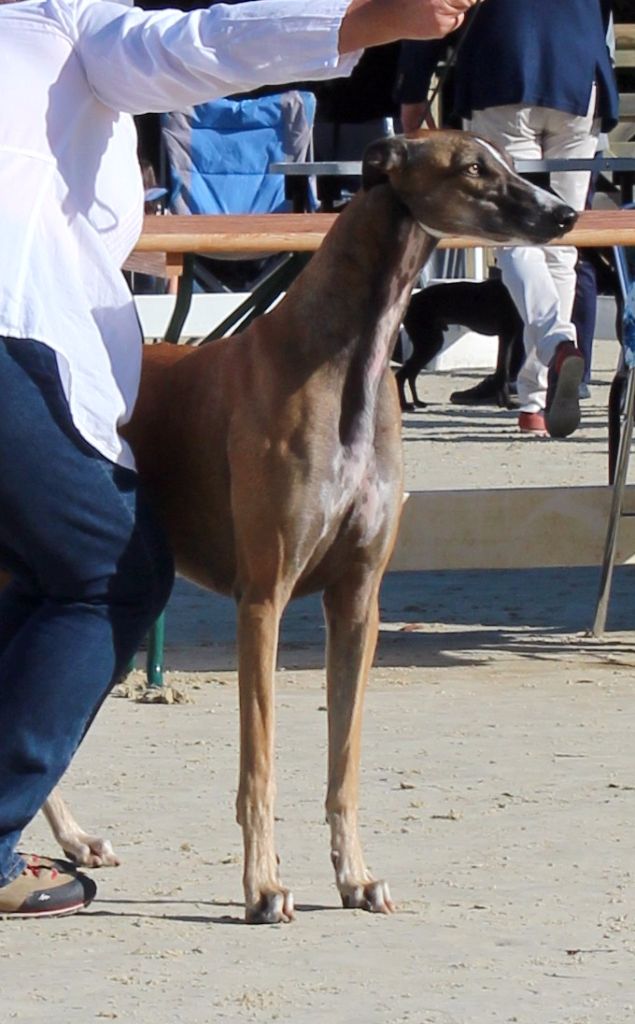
[{"x1": 464, "y1": 163, "x2": 481, "y2": 177}]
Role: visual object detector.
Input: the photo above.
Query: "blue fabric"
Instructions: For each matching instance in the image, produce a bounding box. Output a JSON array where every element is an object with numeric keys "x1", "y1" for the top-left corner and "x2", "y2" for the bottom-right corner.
[
  {"x1": 164, "y1": 91, "x2": 316, "y2": 215},
  {"x1": 398, "y1": 0, "x2": 619, "y2": 132},
  {"x1": 625, "y1": 283, "x2": 635, "y2": 369},
  {"x1": 572, "y1": 256, "x2": 597, "y2": 384},
  {"x1": 0, "y1": 338, "x2": 174, "y2": 885}
]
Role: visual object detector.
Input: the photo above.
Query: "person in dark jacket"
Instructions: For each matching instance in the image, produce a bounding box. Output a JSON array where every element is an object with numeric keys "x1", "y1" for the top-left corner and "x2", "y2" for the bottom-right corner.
[{"x1": 397, "y1": 1, "x2": 618, "y2": 438}]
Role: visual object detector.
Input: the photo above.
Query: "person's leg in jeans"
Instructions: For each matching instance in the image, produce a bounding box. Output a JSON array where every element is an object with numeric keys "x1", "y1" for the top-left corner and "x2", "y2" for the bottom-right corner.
[
  {"x1": 570, "y1": 174, "x2": 600, "y2": 392},
  {"x1": 0, "y1": 337, "x2": 174, "y2": 896},
  {"x1": 572, "y1": 255, "x2": 598, "y2": 390}
]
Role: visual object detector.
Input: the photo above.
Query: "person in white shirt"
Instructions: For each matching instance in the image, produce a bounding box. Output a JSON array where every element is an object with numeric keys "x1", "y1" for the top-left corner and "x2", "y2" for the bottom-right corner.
[{"x1": 0, "y1": 0, "x2": 479, "y2": 918}]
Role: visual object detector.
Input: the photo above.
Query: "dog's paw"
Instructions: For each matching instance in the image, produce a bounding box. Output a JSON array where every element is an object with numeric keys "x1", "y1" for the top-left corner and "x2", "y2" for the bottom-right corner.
[{"x1": 63, "y1": 836, "x2": 121, "y2": 868}]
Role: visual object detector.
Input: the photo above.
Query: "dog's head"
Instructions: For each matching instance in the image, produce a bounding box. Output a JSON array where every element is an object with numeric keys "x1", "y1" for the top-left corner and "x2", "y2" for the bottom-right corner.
[{"x1": 362, "y1": 130, "x2": 577, "y2": 245}]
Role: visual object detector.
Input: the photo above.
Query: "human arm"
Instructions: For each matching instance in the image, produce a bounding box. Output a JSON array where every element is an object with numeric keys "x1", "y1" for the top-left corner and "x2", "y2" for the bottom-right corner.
[
  {"x1": 76, "y1": 0, "x2": 361, "y2": 113},
  {"x1": 394, "y1": 37, "x2": 450, "y2": 130},
  {"x1": 75, "y1": 0, "x2": 480, "y2": 115},
  {"x1": 338, "y1": 0, "x2": 480, "y2": 53}
]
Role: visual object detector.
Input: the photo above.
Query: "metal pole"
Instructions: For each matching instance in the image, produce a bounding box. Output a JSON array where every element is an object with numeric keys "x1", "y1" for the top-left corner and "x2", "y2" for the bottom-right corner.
[{"x1": 592, "y1": 367, "x2": 635, "y2": 636}]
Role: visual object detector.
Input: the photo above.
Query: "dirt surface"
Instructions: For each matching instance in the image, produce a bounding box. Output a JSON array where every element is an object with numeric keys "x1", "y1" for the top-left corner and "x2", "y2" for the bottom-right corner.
[{"x1": 3, "y1": 340, "x2": 635, "y2": 1024}]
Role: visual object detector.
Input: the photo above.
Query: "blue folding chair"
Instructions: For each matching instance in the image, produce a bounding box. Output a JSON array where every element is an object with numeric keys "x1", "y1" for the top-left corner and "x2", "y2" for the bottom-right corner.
[
  {"x1": 159, "y1": 90, "x2": 316, "y2": 342},
  {"x1": 592, "y1": 212, "x2": 635, "y2": 635},
  {"x1": 163, "y1": 91, "x2": 315, "y2": 218}
]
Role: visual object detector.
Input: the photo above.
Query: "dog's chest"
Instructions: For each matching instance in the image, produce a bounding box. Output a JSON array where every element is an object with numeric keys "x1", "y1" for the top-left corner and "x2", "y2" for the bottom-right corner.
[{"x1": 317, "y1": 440, "x2": 393, "y2": 547}]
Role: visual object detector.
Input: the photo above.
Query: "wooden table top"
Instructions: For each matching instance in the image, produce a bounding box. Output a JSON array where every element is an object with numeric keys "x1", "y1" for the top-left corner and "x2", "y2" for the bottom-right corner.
[
  {"x1": 133, "y1": 209, "x2": 635, "y2": 256},
  {"x1": 125, "y1": 209, "x2": 635, "y2": 279}
]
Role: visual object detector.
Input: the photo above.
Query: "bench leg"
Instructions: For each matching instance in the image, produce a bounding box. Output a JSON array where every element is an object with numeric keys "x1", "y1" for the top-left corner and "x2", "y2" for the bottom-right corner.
[
  {"x1": 164, "y1": 254, "x2": 195, "y2": 343},
  {"x1": 199, "y1": 253, "x2": 311, "y2": 344}
]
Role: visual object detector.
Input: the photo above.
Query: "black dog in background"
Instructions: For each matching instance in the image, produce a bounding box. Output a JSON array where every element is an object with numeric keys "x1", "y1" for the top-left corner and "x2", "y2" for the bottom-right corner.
[{"x1": 394, "y1": 278, "x2": 524, "y2": 412}]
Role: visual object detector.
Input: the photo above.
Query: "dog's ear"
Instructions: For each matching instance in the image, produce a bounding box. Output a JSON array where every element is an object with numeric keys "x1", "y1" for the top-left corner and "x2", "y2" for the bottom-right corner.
[{"x1": 362, "y1": 137, "x2": 409, "y2": 190}]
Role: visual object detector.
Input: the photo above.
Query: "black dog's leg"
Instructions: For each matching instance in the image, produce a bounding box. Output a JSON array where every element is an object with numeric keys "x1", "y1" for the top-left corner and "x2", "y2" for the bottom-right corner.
[
  {"x1": 396, "y1": 304, "x2": 446, "y2": 411},
  {"x1": 490, "y1": 322, "x2": 525, "y2": 409},
  {"x1": 394, "y1": 366, "x2": 413, "y2": 411},
  {"x1": 498, "y1": 327, "x2": 524, "y2": 407},
  {"x1": 450, "y1": 288, "x2": 525, "y2": 408}
]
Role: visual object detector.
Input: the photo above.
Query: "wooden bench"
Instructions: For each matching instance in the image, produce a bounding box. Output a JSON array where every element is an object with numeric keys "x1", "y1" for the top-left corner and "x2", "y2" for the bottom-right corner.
[
  {"x1": 127, "y1": 209, "x2": 635, "y2": 342},
  {"x1": 615, "y1": 22, "x2": 635, "y2": 67},
  {"x1": 131, "y1": 208, "x2": 635, "y2": 276}
]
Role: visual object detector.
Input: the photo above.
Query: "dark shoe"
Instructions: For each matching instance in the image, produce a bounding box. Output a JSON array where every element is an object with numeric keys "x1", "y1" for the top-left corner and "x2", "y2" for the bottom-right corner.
[
  {"x1": 0, "y1": 854, "x2": 97, "y2": 919},
  {"x1": 450, "y1": 374, "x2": 506, "y2": 407},
  {"x1": 544, "y1": 341, "x2": 585, "y2": 438},
  {"x1": 518, "y1": 411, "x2": 547, "y2": 436}
]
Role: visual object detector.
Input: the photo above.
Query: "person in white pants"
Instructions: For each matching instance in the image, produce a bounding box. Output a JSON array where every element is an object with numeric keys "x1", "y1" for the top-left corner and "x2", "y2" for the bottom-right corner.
[{"x1": 469, "y1": 90, "x2": 599, "y2": 436}]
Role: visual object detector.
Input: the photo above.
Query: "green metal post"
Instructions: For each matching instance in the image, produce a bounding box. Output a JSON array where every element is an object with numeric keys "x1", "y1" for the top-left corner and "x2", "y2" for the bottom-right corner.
[{"x1": 146, "y1": 613, "x2": 166, "y2": 688}]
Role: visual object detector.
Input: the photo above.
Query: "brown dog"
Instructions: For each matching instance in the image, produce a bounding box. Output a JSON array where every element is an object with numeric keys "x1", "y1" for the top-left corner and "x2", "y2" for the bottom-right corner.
[{"x1": 38, "y1": 131, "x2": 576, "y2": 923}]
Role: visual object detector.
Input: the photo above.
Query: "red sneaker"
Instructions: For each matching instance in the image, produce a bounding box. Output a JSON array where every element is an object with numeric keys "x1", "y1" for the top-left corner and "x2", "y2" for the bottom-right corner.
[
  {"x1": 518, "y1": 411, "x2": 547, "y2": 436},
  {"x1": 544, "y1": 341, "x2": 585, "y2": 438}
]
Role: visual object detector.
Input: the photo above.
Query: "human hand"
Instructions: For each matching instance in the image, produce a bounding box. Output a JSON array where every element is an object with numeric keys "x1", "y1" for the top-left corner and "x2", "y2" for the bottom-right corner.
[
  {"x1": 339, "y1": 0, "x2": 484, "y2": 53},
  {"x1": 397, "y1": 0, "x2": 483, "y2": 39}
]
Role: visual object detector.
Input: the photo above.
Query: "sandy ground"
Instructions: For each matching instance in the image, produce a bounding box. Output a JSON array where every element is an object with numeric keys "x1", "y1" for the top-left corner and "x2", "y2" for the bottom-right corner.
[{"x1": 4, "y1": 339, "x2": 635, "y2": 1024}]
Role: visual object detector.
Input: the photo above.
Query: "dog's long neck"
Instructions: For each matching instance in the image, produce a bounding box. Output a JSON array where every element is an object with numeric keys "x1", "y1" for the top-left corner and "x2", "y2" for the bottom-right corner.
[{"x1": 273, "y1": 184, "x2": 436, "y2": 442}]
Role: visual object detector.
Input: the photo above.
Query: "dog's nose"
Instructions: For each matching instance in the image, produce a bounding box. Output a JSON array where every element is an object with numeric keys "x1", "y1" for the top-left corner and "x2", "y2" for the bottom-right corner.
[{"x1": 553, "y1": 205, "x2": 577, "y2": 231}]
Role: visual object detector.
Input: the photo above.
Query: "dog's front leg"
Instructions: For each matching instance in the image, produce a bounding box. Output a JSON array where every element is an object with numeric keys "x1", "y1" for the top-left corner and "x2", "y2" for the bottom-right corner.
[
  {"x1": 42, "y1": 788, "x2": 120, "y2": 868},
  {"x1": 323, "y1": 571, "x2": 394, "y2": 914},
  {"x1": 235, "y1": 590, "x2": 293, "y2": 924}
]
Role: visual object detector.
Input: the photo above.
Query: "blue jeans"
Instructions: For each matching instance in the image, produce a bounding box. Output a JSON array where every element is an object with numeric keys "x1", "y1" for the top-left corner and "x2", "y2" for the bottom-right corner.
[{"x1": 0, "y1": 338, "x2": 174, "y2": 885}]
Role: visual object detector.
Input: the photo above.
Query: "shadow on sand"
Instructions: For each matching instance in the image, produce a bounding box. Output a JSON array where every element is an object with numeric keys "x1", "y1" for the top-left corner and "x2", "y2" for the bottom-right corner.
[{"x1": 145, "y1": 568, "x2": 635, "y2": 674}]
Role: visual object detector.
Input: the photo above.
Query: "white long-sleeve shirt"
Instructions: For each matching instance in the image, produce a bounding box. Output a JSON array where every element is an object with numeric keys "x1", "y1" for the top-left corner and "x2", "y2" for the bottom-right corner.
[{"x1": 0, "y1": 0, "x2": 358, "y2": 468}]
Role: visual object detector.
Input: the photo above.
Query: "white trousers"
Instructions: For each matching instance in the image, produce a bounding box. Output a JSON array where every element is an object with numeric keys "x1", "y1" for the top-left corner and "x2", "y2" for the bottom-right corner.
[{"x1": 469, "y1": 93, "x2": 599, "y2": 411}]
